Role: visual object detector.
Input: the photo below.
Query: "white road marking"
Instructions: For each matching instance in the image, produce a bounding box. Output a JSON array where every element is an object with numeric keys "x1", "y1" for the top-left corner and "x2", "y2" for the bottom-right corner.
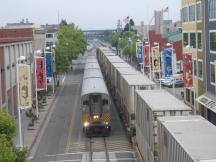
[{"x1": 45, "y1": 152, "x2": 85, "y2": 157}]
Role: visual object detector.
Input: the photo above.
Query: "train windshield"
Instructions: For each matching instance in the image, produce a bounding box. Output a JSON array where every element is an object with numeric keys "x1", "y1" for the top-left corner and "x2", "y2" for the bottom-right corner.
[{"x1": 90, "y1": 95, "x2": 102, "y2": 115}]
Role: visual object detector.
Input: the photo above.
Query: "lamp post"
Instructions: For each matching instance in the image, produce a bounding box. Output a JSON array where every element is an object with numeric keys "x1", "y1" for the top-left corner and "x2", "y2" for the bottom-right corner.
[
  {"x1": 153, "y1": 42, "x2": 161, "y2": 89},
  {"x1": 16, "y1": 55, "x2": 26, "y2": 149},
  {"x1": 186, "y1": 45, "x2": 196, "y2": 115}
]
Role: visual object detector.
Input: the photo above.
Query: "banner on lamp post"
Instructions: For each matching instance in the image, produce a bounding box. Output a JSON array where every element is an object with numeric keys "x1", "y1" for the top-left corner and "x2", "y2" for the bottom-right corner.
[
  {"x1": 17, "y1": 64, "x2": 32, "y2": 109},
  {"x1": 183, "y1": 53, "x2": 193, "y2": 87},
  {"x1": 137, "y1": 43, "x2": 143, "y2": 64},
  {"x1": 143, "y1": 45, "x2": 150, "y2": 76},
  {"x1": 151, "y1": 46, "x2": 160, "y2": 71},
  {"x1": 35, "y1": 57, "x2": 46, "y2": 90},
  {"x1": 45, "y1": 52, "x2": 53, "y2": 78},
  {"x1": 164, "y1": 49, "x2": 173, "y2": 77}
]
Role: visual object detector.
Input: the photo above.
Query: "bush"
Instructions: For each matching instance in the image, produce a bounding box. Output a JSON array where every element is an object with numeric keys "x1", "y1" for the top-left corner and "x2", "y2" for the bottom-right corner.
[
  {"x1": 0, "y1": 111, "x2": 16, "y2": 141},
  {"x1": 0, "y1": 134, "x2": 17, "y2": 162},
  {"x1": 13, "y1": 147, "x2": 28, "y2": 162}
]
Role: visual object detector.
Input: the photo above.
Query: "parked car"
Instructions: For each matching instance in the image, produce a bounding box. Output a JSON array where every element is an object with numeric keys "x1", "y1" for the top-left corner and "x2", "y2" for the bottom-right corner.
[
  {"x1": 166, "y1": 79, "x2": 184, "y2": 88},
  {"x1": 161, "y1": 77, "x2": 174, "y2": 86}
]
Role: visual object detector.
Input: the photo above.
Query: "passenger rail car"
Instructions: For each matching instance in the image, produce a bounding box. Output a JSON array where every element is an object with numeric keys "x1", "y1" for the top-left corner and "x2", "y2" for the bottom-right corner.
[{"x1": 81, "y1": 56, "x2": 111, "y2": 136}]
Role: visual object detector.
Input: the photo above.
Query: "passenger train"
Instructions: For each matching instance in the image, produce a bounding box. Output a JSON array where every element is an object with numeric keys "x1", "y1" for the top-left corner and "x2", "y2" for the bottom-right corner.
[{"x1": 81, "y1": 52, "x2": 111, "y2": 136}]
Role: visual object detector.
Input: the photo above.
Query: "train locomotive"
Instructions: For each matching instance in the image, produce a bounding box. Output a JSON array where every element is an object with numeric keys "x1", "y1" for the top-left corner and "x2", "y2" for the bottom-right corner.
[{"x1": 81, "y1": 53, "x2": 111, "y2": 136}]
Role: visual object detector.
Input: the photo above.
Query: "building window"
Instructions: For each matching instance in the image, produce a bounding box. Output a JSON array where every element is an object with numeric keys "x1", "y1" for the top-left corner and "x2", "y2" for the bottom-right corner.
[
  {"x1": 46, "y1": 42, "x2": 53, "y2": 47},
  {"x1": 210, "y1": 31, "x2": 216, "y2": 51},
  {"x1": 196, "y1": 3, "x2": 202, "y2": 21},
  {"x1": 183, "y1": 33, "x2": 189, "y2": 46},
  {"x1": 198, "y1": 32, "x2": 202, "y2": 49},
  {"x1": 190, "y1": 33, "x2": 196, "y2": 48},
  {"x1": 210, "y1": 62, "x2": 216, "y2": 85},
  {"x1": 182, "y1": 7, "x2": 188, "y2": 22},
  {"x1": 46, "y1": 33, "x2": 53, "y2": 38},
  {"x1": 198, "y1": 60, "x2": 203, "y2": 79},
  {"x1": 193, "y1": 60, "x2": 197, "y2": 76},
  {"x1": 209, "y1": 0, "x2": 216, "y2": 20},
  {"x1": 189, "y1": 5, "x2": 196, "y2": 21}
]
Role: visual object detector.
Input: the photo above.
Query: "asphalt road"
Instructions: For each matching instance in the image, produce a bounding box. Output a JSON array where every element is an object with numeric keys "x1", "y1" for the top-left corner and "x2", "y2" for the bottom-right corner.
[{"x1": 29, "y1": 70, "x2": 137, "y2": 162}]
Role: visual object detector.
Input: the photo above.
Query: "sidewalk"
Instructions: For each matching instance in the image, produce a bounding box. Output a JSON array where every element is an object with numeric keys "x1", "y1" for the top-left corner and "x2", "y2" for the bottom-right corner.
[{"x1": 14, "y1": 74, "x2": 66, "y2": 158}]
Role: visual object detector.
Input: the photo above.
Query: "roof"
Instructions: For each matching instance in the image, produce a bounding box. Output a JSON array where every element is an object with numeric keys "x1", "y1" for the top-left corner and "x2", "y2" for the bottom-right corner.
[
  {"x1": 123, "y1": 74, "x2": 155, "y2": 86},
  {"x1": 158, "y1": 116, "x2": 216, "y2": 160},
  {"x1": 106, "y1": 56, "x2": 125, "y2": 63},
  {"x1": 117, "y1": 67, "x2": 140, "y2": 75},
  {"x1": 112, "y1": 62, "x2": 131, "y2": 68},
  {"x1": 163, "y1": 31, "x2": 182, "y2": 43},
  {"x1": 83, "y1": 68, "x2": 103, "y2": 79},
  {"x1": 136, "y1": 90, "x2": 191, "y2": 111},
  {"x1": 0, "y1": 37, "x2": 33, "y2": 44},
  {"x1": 85, "y1": 63, "x2": 100, "y2": 69},
  {"x1": 86, "y1": 58, "x2": 98, "y2": 63},
  {"x1": 81, "y1": 78, "x2": 109, "y2": 96}
]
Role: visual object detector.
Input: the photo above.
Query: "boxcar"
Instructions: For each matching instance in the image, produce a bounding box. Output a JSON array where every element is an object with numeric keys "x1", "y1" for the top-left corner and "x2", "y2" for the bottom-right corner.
[{"x1": 135, "y1": 90, "x2": 192, "y2": 162}]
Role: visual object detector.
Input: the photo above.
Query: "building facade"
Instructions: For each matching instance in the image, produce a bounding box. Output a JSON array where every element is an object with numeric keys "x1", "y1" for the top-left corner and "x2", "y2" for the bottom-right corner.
[
  {"x1": 181, "y1": 0, "x2": 205, "y2": 113},
  {"x1": 0, "y1": 29, "x2": 33, "y2": 116},
  {"x1": 196, "y1": 0, "x2": 216, "y2": 125}
]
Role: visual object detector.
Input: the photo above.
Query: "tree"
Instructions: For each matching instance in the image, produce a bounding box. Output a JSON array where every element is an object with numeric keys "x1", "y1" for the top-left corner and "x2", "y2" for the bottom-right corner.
[
  {"x1": 55, "y1": 23, "x2": 87, "y2": 73},
  {"x1": 0, "y1": 111, "x2": 16, "y2": 141},
  {"x1": 0, "y1": 134, "x2": 16, "y2": 162},
  {"x1": 59, "y1": 19, "x2": 68, "y2": 26}
]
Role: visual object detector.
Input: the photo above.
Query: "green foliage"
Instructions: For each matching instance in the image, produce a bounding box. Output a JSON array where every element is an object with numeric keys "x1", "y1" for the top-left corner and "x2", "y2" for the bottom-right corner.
[
  {"x1": 0, "y1": 134, "x2": 17, "y2": 162},
  {"x1": 13, "y1": 147, "x2": 28, "y2": 162},
  {"x1": 0, "y1": 111, "x2": 16, "y2": 141},
  {"x1": 55, "y1": 23, "x2": 87, "y2": 73}
]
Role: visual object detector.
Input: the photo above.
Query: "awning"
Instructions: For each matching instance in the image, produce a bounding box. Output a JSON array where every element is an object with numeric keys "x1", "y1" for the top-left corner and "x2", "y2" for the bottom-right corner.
[{"x1": 196, "y1": 92, "x2": 216, "y2": 113}]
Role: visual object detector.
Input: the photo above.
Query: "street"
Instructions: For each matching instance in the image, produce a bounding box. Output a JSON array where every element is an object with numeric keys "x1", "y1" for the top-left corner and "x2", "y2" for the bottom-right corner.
[{"x1": 29, "y1": 70, "x2": 137, "y2": 162}]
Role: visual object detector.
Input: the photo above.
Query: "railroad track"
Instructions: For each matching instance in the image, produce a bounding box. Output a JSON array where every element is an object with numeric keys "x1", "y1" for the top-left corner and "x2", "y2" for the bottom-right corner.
[{"x1": 89, "y1": 137, "x2": 110, "y2": 162}]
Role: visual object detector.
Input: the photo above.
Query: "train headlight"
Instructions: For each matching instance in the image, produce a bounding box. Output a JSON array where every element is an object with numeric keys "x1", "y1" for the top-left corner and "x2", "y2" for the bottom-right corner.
[
  {"x1": 84, "y1": 122, "x2": 89, "y2": 127},
  {"x1": 93, "y1": 115, "x2": 99, "y2": 119},
  {"x1": 105, "y1": 122, "x2": 109, "y2": 125}
]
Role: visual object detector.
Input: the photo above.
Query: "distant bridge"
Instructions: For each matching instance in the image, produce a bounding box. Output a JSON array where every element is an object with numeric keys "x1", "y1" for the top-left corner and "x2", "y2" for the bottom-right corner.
[{"x1": 83, "y1": 29, "x2": 116, "y2": 39}]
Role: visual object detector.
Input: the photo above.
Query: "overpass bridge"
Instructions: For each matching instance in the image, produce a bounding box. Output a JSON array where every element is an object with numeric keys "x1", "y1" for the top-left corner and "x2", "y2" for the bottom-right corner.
[{"x1": 83, "y1": 29, "x2": 116, "y2": 40}]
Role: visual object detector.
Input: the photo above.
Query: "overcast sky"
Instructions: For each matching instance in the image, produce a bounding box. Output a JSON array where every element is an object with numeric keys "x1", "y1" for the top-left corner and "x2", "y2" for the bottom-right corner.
[{"x1": 0, "y1": 0, "x2": 181, "y2": 30}]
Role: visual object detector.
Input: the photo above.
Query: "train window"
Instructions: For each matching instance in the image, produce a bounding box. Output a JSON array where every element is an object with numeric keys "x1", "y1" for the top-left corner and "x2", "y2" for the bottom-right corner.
[
  {"x1": 92, "y1": 96, "x2": 99, "y2": 103},
  {"x1": 83, "y1": 100, "x2": 89, "y2": 105},
  {"x1": 140, "y1": 86, "x2": 146, "y2": 90},
  {"x1": 102, "y1": 99, "x2": 108, "y2": 105}
]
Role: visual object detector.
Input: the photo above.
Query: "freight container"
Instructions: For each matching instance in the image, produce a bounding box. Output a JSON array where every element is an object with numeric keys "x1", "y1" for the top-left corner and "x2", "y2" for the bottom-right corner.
[
  {"x1": 115, "y1": 68, "x2": 140, "y2": 111},
  {"x1": 121, "y1": 75, "x2": 156, "y2": 135},
  {"x1": 158, "y1": 116, "x2": 216, "y2": 162},
  {"x1": 110, "y1": 62, "x2": 130, "y2": 94},
  {"x1": 135, "y1": 90, "x2": 192, "y2": 162},
  {"x1": 104, "y1": 56, "x2": 125, "y2": 85}
]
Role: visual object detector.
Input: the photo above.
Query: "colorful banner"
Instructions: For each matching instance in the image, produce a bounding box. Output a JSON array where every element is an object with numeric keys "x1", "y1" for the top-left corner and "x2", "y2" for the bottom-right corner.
[
  {"x1": 164, "y1": 49, "x2": 173, "y2": 77},
  {"x1": 18, "y1": 65, "x2": 32, "y2": 108},
  {"x1": 183, "y1": 53, "x2": 193, "y2": 87},
  {"x1": 137, "y1": 43, "x2": 143, "y2": 64},
  {"x1": 45, "y1": 52, "x2": 53, "y2": 78},
  {"x1": 143, "y1": 45, "x2": 150, "y2": 67},
  {"x1": 151, "y1": 46, "x2": 160, "y2": 71},
  {"x1": 35, "y1": 57, "x2": 46, "y2": 90}
]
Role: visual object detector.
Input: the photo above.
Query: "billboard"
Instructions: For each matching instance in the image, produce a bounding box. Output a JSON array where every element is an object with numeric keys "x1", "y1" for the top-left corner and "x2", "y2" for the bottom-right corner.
[
  {"x1": 18, "y1": 65, "x2": 32, "y2": 108},
  {"x1": 45, "y1": 52, "x2": 53, "y2": 78},
  {"x1": 151, "y1": 46, "x2": 160, "y2": 71},
  {"x1": 35, "y1": 57, "x2": 46, "y2": 90},
  {"x1": 164, "y1": 49, "x2": 173, "y2": 77},
  {"x1": 183, "y1": 53, "x2": 193, "y2": 87},
  {"x1": 137, "y1": 43, "x2": 143, "y2": 64}
]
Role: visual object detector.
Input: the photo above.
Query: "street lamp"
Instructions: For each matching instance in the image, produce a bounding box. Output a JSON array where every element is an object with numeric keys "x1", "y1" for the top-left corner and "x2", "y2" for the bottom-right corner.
[
  {"x1": 16, "y1": 55, "x2": 26, "y2": 149},
  {"x1": 153, "y1": 42, "x2": 161, "y2": 89},
  {"x1": 186, "y1": 45, "x2": 196, "y2": 115}
]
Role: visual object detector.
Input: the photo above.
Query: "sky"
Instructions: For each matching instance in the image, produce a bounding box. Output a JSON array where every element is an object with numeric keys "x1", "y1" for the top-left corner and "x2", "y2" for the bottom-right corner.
[{"x1": 0, "y1": 0, "x2": 181, "y2": 30}]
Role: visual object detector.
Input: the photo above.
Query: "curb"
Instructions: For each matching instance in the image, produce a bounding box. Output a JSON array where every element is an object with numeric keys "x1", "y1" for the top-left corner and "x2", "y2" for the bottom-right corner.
[{"x1": 28, "y1": 82, "x2": 64, "y2": 156}]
